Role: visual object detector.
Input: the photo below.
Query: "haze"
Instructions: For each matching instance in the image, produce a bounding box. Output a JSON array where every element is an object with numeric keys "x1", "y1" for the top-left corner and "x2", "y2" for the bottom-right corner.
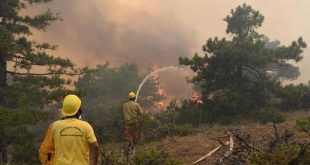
[{"x1": 31, "y1": 0, "x2": 310, "y2": 98}]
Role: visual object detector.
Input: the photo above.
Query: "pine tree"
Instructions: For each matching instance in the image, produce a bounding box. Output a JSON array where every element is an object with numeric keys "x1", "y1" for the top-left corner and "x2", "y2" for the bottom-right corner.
[
  {"x1": 0, "y1": 0, "x2": 83, "y2": 163},
  {"x1": 179, "y1": 4, "x2": 307, "y2": 121}
]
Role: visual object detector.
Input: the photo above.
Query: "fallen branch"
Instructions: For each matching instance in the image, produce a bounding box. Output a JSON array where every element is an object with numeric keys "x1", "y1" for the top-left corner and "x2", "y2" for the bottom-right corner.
[
  {"x1": 217, "y1": 135, "x2": 234, "y2": 164},
  {"x1": 192, "y1": 141, "x2": 230, "y2": 165},
  {"x1": 192, "y1": 146, "x2": 222, "y2": 164},
  {"x1": 229, "y1": 134, "x2": 234, "y2": 151}
]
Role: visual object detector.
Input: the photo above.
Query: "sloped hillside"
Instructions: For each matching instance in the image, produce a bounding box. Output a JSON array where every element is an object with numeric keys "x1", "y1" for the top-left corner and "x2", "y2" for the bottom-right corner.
[{"x1": 147, "y1": 111, "x2": 310, "y2": 164}]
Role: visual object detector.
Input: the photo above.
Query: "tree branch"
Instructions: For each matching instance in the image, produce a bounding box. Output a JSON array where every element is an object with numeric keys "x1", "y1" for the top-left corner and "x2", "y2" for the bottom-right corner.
[
  {"x1": 13, "y1": 55, "x2": 31, "y2": 61},
  {"x1": 242, "y1": 65, "x2": 266, "y2": 80},
  {"x1": 7, "y1": 71, "x2": 83, "y2": 76}
]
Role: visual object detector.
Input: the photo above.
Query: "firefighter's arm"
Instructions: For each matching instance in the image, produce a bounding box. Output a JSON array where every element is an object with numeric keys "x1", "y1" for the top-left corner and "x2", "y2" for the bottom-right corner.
[
  {"x1": 137, "y1": 103, "x2": 143, "y2": 114},
  {"x1": 39, "y1": 124, "x2": 54, "y2": 164},
  {"x1": 90, "y1": 141, "x2": 99, "y2": 165},
  {"x1": 87, "y1": 123, "x2": 99, "y2": 165},
  {"x1": 38, "y1": 150, "x2": 47, "y2": 164}
]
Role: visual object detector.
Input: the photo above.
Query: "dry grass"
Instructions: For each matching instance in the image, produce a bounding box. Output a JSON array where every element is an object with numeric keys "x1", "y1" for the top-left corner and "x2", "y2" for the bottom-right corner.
[
  {"x1": 100, "y1": 111, "x2": 309, "y2": 164},
  {"x1": 143, "y1": 111, "x2": 310, "y2": 165}
]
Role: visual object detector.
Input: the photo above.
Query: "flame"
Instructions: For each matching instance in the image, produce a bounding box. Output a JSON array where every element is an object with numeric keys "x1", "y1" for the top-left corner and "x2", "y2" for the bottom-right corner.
[
  {"x1": 190, "y1": 90, "x2": 203, "y2": 104},
  {"x1": 148, "y1": 64, "x2": 204, "y2": 108},
  {"x1": 158, "y1": 86, "x2": 164, "y2": 96},
  {"x1": 150, "y1": 64, "x2": 165, "y2": 108}
]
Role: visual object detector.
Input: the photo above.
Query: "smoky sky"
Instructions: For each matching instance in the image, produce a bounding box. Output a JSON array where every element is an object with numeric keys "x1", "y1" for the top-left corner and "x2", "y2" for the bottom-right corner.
[
  {"x1": 29, "y1": 0, "x2": 310, "y2": 99},
  {"x1": 32, "y1": 0, "x2": 196, "y2": 69}
]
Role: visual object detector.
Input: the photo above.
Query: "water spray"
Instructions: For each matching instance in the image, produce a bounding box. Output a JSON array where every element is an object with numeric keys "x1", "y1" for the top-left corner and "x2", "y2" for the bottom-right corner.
[{"x1": 135, "y1": 66, "x2": 184, "y2": 101}]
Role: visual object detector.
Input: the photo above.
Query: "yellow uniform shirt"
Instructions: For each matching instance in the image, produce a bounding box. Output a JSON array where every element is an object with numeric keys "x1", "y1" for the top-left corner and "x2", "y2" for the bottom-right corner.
[
  {"x1": 39, "y1": 124, "x2": 55, "y2": 165},
  {"x1": 123, "y1": 100, "x2": 143, "y2": 123},
  {"x1": 51, "y1": 118, "x2": 97, "y2": 165}
]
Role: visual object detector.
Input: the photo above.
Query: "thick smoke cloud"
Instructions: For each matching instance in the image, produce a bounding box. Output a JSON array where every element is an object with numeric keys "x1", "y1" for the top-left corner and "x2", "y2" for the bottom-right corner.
[
  {"x1": 30, "y1": 0, "x2": 310, "y2": 99},
  {"x1": 33, "y1": 0, "x2": 196, "y2": 68},
  {"x1": 31, "y1": 0, "x2": 197, "y2": 99}
]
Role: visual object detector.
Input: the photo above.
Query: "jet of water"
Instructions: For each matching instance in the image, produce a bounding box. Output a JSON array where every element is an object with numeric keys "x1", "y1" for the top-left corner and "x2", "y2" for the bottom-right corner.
[{"x1": 135, "y1": 66, "x2": 184, "y2": 101}]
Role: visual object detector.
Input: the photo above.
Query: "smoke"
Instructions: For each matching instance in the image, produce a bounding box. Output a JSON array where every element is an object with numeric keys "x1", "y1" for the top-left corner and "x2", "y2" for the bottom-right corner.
[
  {"x1": 32, "y1": 0, "x2": 196, "y2": 68},
  {"x1": 28, "y1": 0, "x2": 198, "y2": 100},
  {"x1": 29, "y1": 0, "x2": 310, "y2": 101}
]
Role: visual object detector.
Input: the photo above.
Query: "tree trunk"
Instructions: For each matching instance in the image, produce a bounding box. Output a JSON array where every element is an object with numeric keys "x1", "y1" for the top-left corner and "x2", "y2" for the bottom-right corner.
[
  {"x1": 0, "y1": 144, "x2": 8, "y2": 164},
  {"x1": 273, "y1": 122, "x2": 279, "y2": 141},
  {"x1": 237, "y1": 65, "x2": 243, "y2": 86},
  {"x1": 0, "y1": 57, "x2": 8, "y2": 163},
  {"x1": 0, "y1": 57, "x2": 7, "y2": 86},
  {"x1": 0, "y1": 129, "x2": 8, "y2": 163}
]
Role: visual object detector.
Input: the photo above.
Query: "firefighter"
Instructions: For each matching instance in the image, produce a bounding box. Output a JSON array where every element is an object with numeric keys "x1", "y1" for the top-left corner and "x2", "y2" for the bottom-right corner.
[
  {"x1": 123, "y1": 92, "x2": 143, "y2": 147},
  {"x1": 41, "y1": 94, "x2": 99, "y2": 165},
  {"x1": 39, "y1": 124, "x2": 54, "y2": 165}
]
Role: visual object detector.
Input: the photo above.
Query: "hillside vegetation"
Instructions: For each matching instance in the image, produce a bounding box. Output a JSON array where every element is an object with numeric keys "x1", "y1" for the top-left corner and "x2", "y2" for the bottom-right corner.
[{"x1": 0, "y1": 1, "x2": 309, "y2": 165}]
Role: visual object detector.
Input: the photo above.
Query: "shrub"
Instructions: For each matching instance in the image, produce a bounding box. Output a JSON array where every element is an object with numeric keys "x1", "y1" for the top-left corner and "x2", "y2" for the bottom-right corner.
[
  {"x1": 176, "y1": 100, "x2": 208, "y2": 127},
  {"x1": 10, "y1": 126, "x2": 39, "y2": 164},
  {"x1": 174, "y1": 124, "x2": 194, "y2": 136},
  {"x1": 256, "y1": 107, "x2": 285, "y2": 124},
  {"x1": 155, "y1": 101, "x2": 178, "y2": 125},
  {"x1": 100, "y1": 148, "x2": 126, "y2": 165},
  {"x1": 99, "y1": 147, "x2": 181, "y2": 165},
  {"x1": 250, "y1": 144, "x2": 310, "y2": 165},
  {"x1": 140, "y1": 114, "x2": 164, "y2": 141},
  {"x1": 296, "y1": 116, "x2": 310, "y2": 135},
  {"x1": 208, "y1": 89, "x2": 258, "y2": 124},
  {"x1": 141, "y1": 115, "x2": 195, "y2": 141},
  {"x1": 277, "y1": 83, "x2": 310, "y2": 110},
  {"x1": 85, "y1": 105, "x2": 125, "y2": 143},
  {"x1": 133, "y1": 148, "x2": 181, "y2": 165},
  {"x1": 157, "y1": 124, "x2": 194, "y2": 137},
  {"x1": 155, "y1": 100, "x2": 208, "y2": 127}
]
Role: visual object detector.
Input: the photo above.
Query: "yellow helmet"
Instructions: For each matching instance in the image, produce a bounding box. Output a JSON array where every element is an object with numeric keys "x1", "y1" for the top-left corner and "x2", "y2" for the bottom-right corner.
[
  {"x1": 61, "y1": 94, "x2": 81, "y2": 117},
  {"x1": 128, "y1": 92, "x2": 136, "y2": 99}
]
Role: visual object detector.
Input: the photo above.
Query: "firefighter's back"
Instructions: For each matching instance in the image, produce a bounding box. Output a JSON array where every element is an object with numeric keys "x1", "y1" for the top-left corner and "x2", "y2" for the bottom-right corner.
[{"x1": 52, "y1": 118, "x2": 96, "y2": 165}]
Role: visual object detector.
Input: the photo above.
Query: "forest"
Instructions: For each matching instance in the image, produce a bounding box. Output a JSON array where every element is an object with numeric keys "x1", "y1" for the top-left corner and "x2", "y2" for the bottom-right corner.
[{"x1": 0, "y1": 1, "x2": 309, "y2": 164}]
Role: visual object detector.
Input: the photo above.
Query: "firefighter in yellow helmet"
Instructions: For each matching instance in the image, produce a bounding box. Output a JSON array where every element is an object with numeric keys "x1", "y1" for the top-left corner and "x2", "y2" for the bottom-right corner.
[
  {"x1": 40, "y1": 94, "x2": 99, "y2": 165},
  {"x1": 123, "y1": 92, "x2": 143, "y2": 146}
]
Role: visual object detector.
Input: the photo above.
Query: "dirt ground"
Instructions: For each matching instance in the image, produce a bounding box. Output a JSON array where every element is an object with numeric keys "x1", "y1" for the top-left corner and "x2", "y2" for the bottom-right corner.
[
  {"x1": 100, "y1": 111, "x2": 309, "y2": 164},
  {"x1": 148, "y1": 111, "x2": 310, "y2": 165}
]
